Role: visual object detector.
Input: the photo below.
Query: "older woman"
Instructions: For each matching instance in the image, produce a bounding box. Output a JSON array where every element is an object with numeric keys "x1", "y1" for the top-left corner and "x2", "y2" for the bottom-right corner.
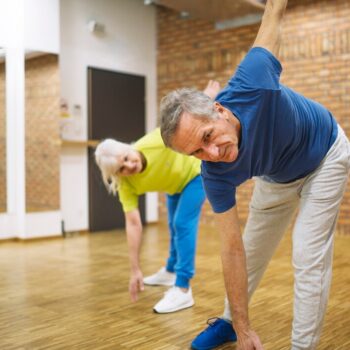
[{"x1": 95, "y1": 127, "x2": 205, "y2": 313}]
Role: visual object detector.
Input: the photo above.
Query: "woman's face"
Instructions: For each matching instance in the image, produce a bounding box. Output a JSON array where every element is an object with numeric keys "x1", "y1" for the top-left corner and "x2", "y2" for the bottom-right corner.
[{"x1": 117, "y1": 149, "x2": 143, "y2": 176}]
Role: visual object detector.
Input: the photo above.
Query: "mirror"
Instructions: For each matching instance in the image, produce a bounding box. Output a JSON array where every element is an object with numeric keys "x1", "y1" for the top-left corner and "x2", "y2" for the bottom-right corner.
[
  {"x1": 25, "y1": 52, "x2": 60, "y2": 212},
  {"x1": 0, "y1": 48, "x2": 5, "y2": 213}
]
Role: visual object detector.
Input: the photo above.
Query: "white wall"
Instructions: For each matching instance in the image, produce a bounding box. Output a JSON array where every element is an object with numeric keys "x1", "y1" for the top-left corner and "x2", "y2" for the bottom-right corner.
[
  {"x1": 24, "y1": 0, "x2": 60, "y2": 53},
  {"x1": 60, "y1": 0, "x2": 158, "y2": 232},
  {"x1": 0, "y1": 0, "x2": 59, "y2": 52}
]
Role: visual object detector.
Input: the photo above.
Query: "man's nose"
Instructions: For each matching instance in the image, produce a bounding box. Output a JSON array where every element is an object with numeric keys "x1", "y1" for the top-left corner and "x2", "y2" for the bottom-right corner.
[{"x1": 203, "y1": 144, "x2": 219, "y2": 160}]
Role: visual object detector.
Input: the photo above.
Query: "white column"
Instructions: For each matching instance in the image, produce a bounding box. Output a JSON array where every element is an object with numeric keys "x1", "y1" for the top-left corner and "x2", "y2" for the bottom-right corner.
[
  {"x1": 5, "y1": 0, "x2": 26, "y2": 238},
  {"x1": 6, "y1": 47, "x2": 26, "y2": 237}
]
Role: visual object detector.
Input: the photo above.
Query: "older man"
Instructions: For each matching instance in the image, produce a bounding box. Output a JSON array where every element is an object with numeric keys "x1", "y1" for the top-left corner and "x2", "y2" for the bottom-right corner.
[{"x1": 160, "y1": 0, "x2": 350, "y2": 349}]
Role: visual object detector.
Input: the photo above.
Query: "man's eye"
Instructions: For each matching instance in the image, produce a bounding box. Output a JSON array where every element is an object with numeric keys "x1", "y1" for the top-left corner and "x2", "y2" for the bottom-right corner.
[
  {"x1": 204, "y1": 131, "x2": 212, "y2": 143},
  {"x1": 124, "y1": 156, "x2": 128, "y2": 161}
]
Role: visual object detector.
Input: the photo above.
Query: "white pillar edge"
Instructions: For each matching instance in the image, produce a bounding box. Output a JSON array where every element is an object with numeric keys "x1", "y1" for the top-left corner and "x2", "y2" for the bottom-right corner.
[{"x1": 6, "y1": 48, "x2": 26, "y2": 238}]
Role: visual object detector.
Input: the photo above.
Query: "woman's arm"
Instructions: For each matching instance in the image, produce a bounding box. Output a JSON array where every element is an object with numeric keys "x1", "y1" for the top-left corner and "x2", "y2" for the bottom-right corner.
[{"x1": 125, "y1": 208, "x2": 144, "y2": 301}]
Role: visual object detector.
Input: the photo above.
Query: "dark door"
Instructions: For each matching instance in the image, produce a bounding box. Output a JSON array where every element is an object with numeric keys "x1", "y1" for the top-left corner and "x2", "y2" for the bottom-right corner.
[{"x1": 88, "y1": 67, "x2": 146, "y2": 232}]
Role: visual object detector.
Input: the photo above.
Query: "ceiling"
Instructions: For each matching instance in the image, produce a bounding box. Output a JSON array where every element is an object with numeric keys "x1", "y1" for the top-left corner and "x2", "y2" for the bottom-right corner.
[{"x1": 152, "y1": 0, "x2": 266, "y2": 21}]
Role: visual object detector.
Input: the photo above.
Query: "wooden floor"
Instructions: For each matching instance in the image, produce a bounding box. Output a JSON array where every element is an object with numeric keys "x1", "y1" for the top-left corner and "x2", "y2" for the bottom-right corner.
[{"x1": 0, "y1": 223, "x2": 349, "y2": 350}]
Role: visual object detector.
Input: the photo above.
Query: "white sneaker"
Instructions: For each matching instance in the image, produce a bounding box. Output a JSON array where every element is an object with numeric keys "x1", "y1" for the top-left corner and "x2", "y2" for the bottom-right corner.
[
  {"x1": 153, "y1": 286, "x2": 194, "y2": 313},
  {"x1": 143, "y1": 267, "x2": 175, "y2": 286}
]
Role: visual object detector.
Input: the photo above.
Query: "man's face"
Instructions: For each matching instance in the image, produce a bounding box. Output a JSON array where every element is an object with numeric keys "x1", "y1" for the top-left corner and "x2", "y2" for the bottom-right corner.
[{"x1": 171, "y1": 104, "x2": 240, "y2": 162}]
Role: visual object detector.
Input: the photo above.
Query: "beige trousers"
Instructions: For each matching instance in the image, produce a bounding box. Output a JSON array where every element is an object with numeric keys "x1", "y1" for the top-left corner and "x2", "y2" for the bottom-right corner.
[{"x1": 223, "y1": 126, "x2": 350, "y2": 349}]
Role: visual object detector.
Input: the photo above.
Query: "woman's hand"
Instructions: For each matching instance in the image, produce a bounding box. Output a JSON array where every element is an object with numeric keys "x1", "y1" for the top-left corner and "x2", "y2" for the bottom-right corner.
[
  {"x1": 129, "y1": 269, "x2": 144, "y2": 302},
  {"x1": 203, "y1": 80, "x2": 221, "y2": 99}
]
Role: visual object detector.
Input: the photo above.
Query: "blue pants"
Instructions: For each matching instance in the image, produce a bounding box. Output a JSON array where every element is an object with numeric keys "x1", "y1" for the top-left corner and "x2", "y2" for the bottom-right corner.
[{"x1": 165, "y1": 175, "x2": 206, "y2": 289}]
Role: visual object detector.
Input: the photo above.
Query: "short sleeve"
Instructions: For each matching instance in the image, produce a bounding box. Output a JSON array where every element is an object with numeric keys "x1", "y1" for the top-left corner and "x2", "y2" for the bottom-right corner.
[
  {"x1": 202, "y1": 177, "x2": 237, "y2": 213},
  {"x1": 219, "y1": 47, "x2": 282, "y2": 94},
  {"x1": 118, "y1": 182, "x2": 139, "y2": 213}
]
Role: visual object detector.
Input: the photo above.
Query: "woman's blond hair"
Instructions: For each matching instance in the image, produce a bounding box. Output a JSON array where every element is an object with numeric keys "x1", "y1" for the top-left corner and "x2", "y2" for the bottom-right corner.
[{"x1": 95, "y1": 138, "x2": 133, "y2": 194}]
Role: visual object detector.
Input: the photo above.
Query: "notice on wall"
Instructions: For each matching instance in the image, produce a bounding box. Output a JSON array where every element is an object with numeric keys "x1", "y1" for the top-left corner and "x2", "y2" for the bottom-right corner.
[{"x1": 60, "y1": 98, "x2": 84, "y2": 140}]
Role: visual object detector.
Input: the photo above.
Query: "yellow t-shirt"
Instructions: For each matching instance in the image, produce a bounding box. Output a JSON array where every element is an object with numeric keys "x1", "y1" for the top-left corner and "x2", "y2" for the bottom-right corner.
[{"x1": 118, "y1": 128, "x2": 201, "y2": 212}]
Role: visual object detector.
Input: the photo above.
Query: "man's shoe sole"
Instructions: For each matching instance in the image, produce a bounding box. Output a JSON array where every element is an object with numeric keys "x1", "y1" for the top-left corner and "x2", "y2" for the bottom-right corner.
[
  {"x1": 191, "y1": 337, "x2": 236, "y2": 350},
  {"x1": 191, "y1": 344, "x2": 214, "y2": 350},
  {"x1": 191, "y1": 338, "x2": 237, "y2": 350}
]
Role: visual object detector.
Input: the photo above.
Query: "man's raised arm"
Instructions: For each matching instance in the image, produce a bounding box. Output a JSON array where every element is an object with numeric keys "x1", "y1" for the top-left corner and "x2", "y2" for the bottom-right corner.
[{"x1": 252, "y1": 0, "x2": 288, "y2": 58}]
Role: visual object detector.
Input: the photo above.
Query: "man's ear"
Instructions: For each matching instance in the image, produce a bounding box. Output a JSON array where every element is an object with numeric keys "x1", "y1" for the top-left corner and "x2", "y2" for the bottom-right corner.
[
  {"x1": 214, "y1": 102, "x2": 227, "y2": 117},
  {"x1": 214, "y1": 101, "x2": 225, "y2": 111}
]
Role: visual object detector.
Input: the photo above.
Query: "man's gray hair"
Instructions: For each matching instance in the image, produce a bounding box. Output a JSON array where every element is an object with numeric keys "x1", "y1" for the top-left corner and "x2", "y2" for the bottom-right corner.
[{"x1": 160, "y1": 88, "x2": 218, "y2": 147}]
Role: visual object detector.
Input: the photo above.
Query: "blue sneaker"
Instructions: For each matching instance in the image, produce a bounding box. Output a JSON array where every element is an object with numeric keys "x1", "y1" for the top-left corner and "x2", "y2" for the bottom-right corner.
[{"x1": 191, "y1": 317, "x2": 237, "y2": 350}]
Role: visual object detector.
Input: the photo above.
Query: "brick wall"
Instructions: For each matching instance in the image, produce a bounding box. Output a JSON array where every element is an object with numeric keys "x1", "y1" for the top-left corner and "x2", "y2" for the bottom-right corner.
[
  {"x1": 157, "y1": 0, "x2": 350, "y2": 234},
  {"x1": 25, "y1": 54, "x2": 60, "y2": 212},
  {"x1": 0, "y1": 62, "x2": 5, "y2": 212}
]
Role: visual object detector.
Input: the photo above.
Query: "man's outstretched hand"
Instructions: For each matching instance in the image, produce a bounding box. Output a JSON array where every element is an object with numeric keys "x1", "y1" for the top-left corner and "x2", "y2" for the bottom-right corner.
[{"x1": 237, "y1": 328, "x2": 264, "y2": 350}]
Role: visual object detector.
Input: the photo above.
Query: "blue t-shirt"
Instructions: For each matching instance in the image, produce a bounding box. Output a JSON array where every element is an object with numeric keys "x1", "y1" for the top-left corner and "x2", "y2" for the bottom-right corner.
[{"x1": 202, "y1": 47, "x2": 338, "y2": 213}]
